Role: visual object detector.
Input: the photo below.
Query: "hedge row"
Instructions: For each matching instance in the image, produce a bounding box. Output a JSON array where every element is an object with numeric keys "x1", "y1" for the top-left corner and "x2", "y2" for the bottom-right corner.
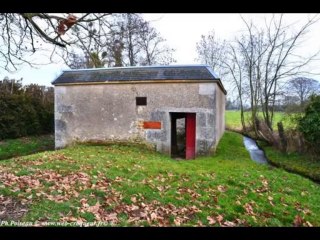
[{"x1": 0, "y1": 81, "x2": 54, "y2": 140}]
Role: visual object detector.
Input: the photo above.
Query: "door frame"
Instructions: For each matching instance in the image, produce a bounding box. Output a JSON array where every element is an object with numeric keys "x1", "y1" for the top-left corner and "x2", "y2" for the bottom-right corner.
[{"x1": 170, "y1": 112, "x2": 196, "y2": 159}]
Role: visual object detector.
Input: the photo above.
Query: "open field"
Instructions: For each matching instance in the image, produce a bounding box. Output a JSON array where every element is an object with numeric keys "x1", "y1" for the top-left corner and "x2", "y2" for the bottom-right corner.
[{"x1": 225, "y1": 110, "x2": 291, "y2": 130}]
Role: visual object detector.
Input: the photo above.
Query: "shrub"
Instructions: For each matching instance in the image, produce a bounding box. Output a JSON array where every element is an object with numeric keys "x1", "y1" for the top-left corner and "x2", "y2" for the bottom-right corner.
[{"x1": 298, "y1": 95, "x2": 320, "y2": 155}]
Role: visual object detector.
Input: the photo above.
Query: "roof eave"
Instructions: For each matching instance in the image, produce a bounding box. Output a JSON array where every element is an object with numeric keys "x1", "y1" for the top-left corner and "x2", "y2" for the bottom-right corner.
[
  {"x1": 53, "y1": 79, "x2": 218, "y2": 86},
  {"x1": 215, "y1": 78, "x2": 227, "y2": 95},
  {"x1": 51, "y1": 71, "x2": 64, "y2": 86}
]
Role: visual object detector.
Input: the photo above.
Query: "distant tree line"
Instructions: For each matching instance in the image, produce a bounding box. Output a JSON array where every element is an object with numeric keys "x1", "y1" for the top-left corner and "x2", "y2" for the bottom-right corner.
[
  {"x1": 0, "y1": 77, "x2": 54, "y2": 140},
  {"x1": 226, "y1": 76, "x2": 320, "y2": 113}
]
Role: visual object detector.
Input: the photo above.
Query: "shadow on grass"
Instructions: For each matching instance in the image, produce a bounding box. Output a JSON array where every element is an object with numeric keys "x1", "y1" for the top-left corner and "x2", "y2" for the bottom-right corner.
[{"x1": 0, "y1": 134, "x2": 55, "y2": 161}]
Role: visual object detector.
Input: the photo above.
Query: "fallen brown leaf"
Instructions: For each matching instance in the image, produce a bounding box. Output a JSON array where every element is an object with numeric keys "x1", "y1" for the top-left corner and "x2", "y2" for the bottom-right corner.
[
  {"x1": 223, "y1": 221, "x2": 236, "y2": 227},
  {"x1": 207, "y1": 216, "x2": 216, "y2": 225},
  {"x1": 294, "y1": 215, "x2": 303, "y2": 227},
  {"x1": 216, "y1": 214, "x2": 224, "y2": 223}
]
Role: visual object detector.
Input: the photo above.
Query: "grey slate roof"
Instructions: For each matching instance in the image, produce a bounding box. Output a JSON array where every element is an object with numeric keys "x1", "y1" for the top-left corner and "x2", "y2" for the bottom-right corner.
[{"x1": 52, "y1": 65, "x2": 220, "y2": 85}]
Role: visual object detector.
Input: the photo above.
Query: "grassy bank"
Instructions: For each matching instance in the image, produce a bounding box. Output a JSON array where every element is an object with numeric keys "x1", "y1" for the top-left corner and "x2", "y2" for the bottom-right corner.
[
  {"x1": 0, "y1": 131, "x2": 319, "y2": 226},
  {"x1": 225, "y1": 110, "x2": 320, "y2": 182},
  {"x1": 262, "y1": 144, "x2": 320, "y2": 182}
]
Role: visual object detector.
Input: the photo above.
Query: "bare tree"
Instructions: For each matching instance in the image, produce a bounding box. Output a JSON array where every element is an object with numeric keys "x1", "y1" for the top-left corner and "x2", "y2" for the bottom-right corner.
[
  {"x1": 112, "y1": 14, "x2": 176, "y2": 66},
  {"x1": 234, "y1": 21, "x2": 269, "y2": 137},
  {"x1": 138, "y1": 21, "x2": 176, "y2": 65},
  {"x1": 64, "y1": 52, "x2": 88, "y2": 69},
  {"x1": 223, "y1": 43, "x2": 248, "y2": 130},
  {"x1": 196, "y1": 31, "x2": 228, "y2": 78},
  {"x1": 235, "y1": 15, "x2": 320, "y2": 140},
  {"x1": 62, "y1": 13, "x2": 176, "y2": 69},
  {"x1": 124, "y1": 14, "x2": 142, "y2": 66},
  {"x1": 196, "y1": 14, "x2": 320, "y2": 141},
  {"x1": 0, "y1": 13, "x2": 111, "y2": 72},
  {"x1": 285, "y1": 77, "x2": 320, "y2": 105}
]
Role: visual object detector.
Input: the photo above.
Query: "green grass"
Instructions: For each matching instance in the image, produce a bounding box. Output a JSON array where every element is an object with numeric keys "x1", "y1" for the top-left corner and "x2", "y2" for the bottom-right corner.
[
  {"x1": 225, "y1": 110, "x2": 245, "y2": 130},
  {"x1": 226, "y1": 110, "x2": 320, "y2": 182},
  {"x1": 0, "y1": 131, "x2": 320, "y2": 226},
  {"x1": 0, "y1": 134, "x2": 54, "y2": 160},
  {"x1": 261, "y1": 143, "x2": 320, "y2": 182},
  {"x1": 225, "y1": 110, "x2": 286, "y2": 130}
]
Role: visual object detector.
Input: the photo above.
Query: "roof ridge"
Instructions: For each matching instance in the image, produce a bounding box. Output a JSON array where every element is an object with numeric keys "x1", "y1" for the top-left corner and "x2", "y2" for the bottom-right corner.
[{"x1": 62, "y1": 64, "x2": 211, "y2": 72}]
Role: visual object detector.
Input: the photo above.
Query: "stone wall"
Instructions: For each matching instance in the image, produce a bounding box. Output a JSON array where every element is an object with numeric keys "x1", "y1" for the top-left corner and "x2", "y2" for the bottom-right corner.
[
  {"x1": 54, "y1": 81, "x2": 225, "y2": 156},
  {"x1": 215, "y1": 84, "x2": 226, "y2": 146}
]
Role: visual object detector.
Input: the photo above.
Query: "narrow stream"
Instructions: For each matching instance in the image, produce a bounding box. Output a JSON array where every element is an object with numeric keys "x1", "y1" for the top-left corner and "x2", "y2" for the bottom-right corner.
[{"x1": 243, "y1": 136, "x2": 269, "y2": 164}]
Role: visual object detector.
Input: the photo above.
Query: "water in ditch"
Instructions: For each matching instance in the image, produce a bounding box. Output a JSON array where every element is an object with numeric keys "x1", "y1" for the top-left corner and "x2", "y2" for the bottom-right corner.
[{"x1": 243, "y1": 136, "x2": 269, "y2": 164}]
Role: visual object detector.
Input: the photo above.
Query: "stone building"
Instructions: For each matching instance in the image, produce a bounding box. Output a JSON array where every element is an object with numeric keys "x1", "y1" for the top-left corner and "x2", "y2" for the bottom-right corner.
[{"x1": 52, "y1": 65, "x2": 226, "y2": 159}]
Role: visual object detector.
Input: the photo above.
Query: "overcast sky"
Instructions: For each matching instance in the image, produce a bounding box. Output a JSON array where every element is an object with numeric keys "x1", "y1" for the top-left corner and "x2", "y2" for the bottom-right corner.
[{"x1": 1, "y1": 13, "x2": 319, "y2": 87}]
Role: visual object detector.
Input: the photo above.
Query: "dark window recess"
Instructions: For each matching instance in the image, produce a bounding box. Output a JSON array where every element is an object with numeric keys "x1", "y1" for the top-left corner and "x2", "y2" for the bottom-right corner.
[{"x1": 136, "y1": 97, "x2": 147, "y2": 106}]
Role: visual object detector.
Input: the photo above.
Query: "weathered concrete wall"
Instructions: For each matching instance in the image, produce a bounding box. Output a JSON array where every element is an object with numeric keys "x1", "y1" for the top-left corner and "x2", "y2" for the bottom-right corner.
[
  {"x1": 54, "y1": 81, "x2": 225, "y2": 156},
  {"x1": 215, "y1": 84, "x2": 226, "y2": 146}
]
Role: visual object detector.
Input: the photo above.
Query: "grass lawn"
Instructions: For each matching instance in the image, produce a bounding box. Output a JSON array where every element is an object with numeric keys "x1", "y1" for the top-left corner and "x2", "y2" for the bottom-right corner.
[
  {"x1": 0, "y1": 131, "x2": 319, "y2": 226},
  {"x1": 0, "y1": 135, "x2": 54, "y2": 161}
]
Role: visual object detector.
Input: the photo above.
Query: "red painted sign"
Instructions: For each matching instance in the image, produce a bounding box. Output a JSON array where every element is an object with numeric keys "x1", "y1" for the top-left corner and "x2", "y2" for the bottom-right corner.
[
  {"x1": 186, "y1": 113, "x2": 196, "y2": 159},
  {"x1": 143, "y1": 121, "x2": 161, "y2": 129}
]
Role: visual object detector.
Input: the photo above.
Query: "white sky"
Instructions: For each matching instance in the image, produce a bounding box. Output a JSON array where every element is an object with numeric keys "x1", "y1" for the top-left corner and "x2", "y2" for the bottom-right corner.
[{"x1": 1, "y1": 13, "x2": 320, "y2": 87}]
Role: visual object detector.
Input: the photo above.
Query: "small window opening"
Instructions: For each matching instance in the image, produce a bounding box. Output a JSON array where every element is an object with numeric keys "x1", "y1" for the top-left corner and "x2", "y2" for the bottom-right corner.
[{"x1": 136, "y1": 97, "x2": 147, "y2": 106}]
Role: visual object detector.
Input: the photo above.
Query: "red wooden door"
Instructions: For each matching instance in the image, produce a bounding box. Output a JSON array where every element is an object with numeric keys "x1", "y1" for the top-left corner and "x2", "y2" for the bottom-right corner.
[{"x1": 185, "y1": 113, "x2": 196, "y2": 159}]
